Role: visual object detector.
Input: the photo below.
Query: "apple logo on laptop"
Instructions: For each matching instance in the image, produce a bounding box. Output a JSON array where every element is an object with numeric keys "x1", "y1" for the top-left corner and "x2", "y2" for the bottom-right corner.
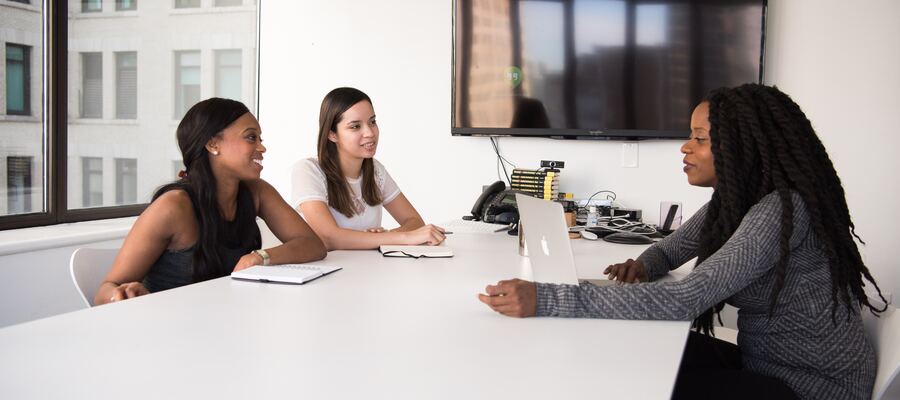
[{"x1": 540, "y1": 235, "x2": 551, "y2": 256}]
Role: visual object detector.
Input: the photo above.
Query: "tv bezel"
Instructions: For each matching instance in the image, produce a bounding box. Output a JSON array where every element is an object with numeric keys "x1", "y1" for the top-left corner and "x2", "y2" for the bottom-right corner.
[{"x1": 450, "y1": 0, "x2": 768, "y2": 141}]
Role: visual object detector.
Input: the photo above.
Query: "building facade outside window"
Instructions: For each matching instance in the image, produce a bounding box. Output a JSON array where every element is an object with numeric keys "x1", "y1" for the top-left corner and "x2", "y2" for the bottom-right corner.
[
  {"x1": 175, "y1": 0, "x2": 200, "y2": 9},
  {"x1": 82, "y1": 0, "x2": 102, "y2": 13},
  {"x1": 215, "y1": 49, "x2": 242, "y2": 100},
  {"x1": 6, "y1": 156, "x2": 33, "y2": 214},
  {"x1": 81, "y1": 157, "x2": 103, "y2": 208},
  {"x1": 115, "y1": 158, "x2": 137, "y2": 205},
  {"x1": 116, "y1": 0, "x2": 136, "y2": 11},
  {"x1": 174, "y1": 50, "x2": 200, "y2": 119},
  {"x1": 215, "y1": 0, "x2": 243, "y2": 6},
  {"x1": 116, "y1": 51, "x2": 137, "y2": 119},
  {"x1": 5, "y1": 44, "x2": 31, "y2": 116},
  {"x1": 81, "y1": 52, "x2": 103, "y2": 118}
]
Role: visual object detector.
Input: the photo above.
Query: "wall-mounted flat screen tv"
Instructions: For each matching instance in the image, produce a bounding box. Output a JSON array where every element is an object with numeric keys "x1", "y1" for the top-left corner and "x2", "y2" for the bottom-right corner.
[{"x1": 452, "y1": 0, "x2": 767, "y2": 140}]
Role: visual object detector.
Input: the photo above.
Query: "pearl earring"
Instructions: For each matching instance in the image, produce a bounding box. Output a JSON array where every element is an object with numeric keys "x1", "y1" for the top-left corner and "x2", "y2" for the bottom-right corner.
[{"x1": 212, "y1": 151, "x2": 219, "y2": 156}]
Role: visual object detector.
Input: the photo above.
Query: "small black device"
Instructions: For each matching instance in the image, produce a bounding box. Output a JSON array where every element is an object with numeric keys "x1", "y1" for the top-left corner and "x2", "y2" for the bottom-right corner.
[
  {"x1": 540, "y1": 160, "x2": 565, "y2": 170},
  {"x1": 603, "y1": 232, "x2": 654, "y2": 245}
]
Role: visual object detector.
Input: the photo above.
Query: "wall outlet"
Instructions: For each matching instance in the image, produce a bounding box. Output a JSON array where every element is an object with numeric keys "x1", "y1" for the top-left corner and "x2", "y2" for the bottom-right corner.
[{"x1": 622, "y1": 142, "x2": 639, "y2": 168}]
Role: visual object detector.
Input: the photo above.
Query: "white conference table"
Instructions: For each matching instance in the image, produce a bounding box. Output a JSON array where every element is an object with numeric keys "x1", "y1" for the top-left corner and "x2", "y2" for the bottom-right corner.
[{"x1": 0, "y1": 232, "x2": 690, "y2": 399}]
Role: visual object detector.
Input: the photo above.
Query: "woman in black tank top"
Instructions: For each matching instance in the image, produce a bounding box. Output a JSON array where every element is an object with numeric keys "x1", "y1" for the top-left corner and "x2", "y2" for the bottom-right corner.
[{"x1": 94, "y1": 98, "x2": 326, "y2": 304}]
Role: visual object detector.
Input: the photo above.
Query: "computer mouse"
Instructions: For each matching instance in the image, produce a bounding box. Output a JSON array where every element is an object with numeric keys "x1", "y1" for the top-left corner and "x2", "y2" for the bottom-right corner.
[
  {"x1": 581, "y1": 230, "x2": 600, "y2": 241},
  {"x1": 603, "y1": 232, "x2": 654, "y2": 245}
]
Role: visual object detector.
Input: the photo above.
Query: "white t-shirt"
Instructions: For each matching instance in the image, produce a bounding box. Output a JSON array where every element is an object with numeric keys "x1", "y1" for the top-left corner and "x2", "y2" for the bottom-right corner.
[{"x1": 291, "y1": 158, "x2": 402, "y2": 231}]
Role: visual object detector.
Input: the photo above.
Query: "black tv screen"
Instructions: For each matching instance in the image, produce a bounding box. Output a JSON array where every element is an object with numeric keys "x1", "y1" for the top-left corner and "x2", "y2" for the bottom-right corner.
[{"x1": 452, "y1": 0, "x2": 767, "y2": 140}]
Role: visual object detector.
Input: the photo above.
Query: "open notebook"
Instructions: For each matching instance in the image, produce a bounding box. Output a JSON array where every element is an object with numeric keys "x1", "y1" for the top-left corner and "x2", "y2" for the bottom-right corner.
[
  {"x1": 231, "y1": 264, "x2": 342, "y2": 284},
  {"x1": 379, "y1": 245, "x2": 454, "y2": 259}
]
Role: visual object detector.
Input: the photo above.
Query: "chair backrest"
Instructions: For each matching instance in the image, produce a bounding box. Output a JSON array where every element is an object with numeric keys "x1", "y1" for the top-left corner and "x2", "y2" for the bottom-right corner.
[
  {"x1": 69, "y1": 248, "x2": 119, "y2": 308},
  {"x1": 863, "y1": 297, "x2": 900, "y2": 400}
]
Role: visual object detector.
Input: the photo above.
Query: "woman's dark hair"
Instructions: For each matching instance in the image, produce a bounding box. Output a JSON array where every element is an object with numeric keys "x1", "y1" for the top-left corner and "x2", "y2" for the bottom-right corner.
[
  {"x1": 152, "y1": 97, "x2": 261, "y2": 283},
  {"x1": 316, "y1": 87, "x2": 382, "y2": 218},
  {"x1": 692, "y1": 83, "x2": 886, "y2": 335}
]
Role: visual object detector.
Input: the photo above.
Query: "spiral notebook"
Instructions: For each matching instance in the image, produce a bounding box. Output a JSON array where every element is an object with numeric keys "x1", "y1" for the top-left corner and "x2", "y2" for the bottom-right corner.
[{"x1": 230, "y1": 264, "x2": 342, "y2": 284}]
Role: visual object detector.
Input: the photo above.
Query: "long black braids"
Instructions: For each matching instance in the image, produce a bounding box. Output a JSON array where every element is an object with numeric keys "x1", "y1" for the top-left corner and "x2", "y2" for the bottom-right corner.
[{"x1": 691, "y1": 84, "x2": 886, "y2": 335}]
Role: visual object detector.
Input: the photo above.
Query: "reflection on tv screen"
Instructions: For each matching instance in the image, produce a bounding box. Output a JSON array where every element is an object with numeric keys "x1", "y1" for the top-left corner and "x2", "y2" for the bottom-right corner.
[{"x1": 453, "y1": 0, "x2": 765, "y2": 138}]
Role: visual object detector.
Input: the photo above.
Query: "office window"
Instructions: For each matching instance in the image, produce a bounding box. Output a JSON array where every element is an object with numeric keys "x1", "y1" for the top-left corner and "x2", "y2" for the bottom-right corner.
[
  {"x1": 82, "y1": 157, "x2": 103, "y2": 208},
  {"x1": 81, "y1": 52, "x2": 103, "y2": 118},
  {"x1": 7, "y1": 157, "x2": 33, "y2": 215},
  {"x1": 82, "y1": 0, "x2": 102, "y2": 12},
  {"x1": 174, "y1": 50, "x2": 200, "y2": 119},
  {"x1": 6, "y1": 44, "x2": 31, "y2": 116},
  {"x1": 215, "y1": 50, "x2": 242, "y2": 100},
  {"x1": 116, "y1": 52, "x2": 137, "y2": 119},
  {"x1": 115, "y1": 158, "x2": 137, "y2": 205},
  {"x1": 2, "y1": 0, "x2": 258, "y2": 229},
  {"x1": 175, "y1": 0, "x2": 200, "y2": 8},
  {"x1": 215, "y1": 0, "x2": 242, "y2": 6},
  {"x1": 116, "y1": 0, "x2": 137, "y2": 11}
]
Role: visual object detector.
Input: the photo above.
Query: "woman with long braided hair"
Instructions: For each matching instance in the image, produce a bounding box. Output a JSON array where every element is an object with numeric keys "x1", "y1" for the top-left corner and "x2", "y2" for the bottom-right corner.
[{"x1": 478, "y1": 84, "x2": 887, "y2": 399}]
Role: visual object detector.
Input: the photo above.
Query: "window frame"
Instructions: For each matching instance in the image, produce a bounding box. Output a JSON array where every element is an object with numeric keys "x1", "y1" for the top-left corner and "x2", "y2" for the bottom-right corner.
[{"x1": 0, "y1": 0, "x2": 260, "y2": 231}]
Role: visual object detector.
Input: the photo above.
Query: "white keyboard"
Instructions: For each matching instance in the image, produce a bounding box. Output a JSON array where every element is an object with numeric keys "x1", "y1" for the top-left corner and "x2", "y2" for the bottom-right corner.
[{"x1": 439, "y1": 219, "x2": 512, "y2": 234}]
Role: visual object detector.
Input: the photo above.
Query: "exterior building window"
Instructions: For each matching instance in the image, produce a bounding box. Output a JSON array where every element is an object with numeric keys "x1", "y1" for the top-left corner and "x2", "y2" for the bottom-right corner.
[
  {"x1": 115, "y1": 158, "x2": 137, "y2": 205},
  {"x1": 174, "y1": 50, "x2": 200, "y2": 119},
  {"x1": 215, "y1": 49, "x2": 242, "y2": 100},
  {"x1": 6, "y1": 157, "x2": 33, "y2": 214},
  {"x1": 5, "y1": 44, "x2": 31, "y2": 116},
  {"x1": 81, "y1": 52, "x2": 103, "y2": 118},
  {"x1": 115, "y1": 52, "x2": 137, "y2": 119},
  {"x1": 9, "y1": 0, "x2": 31, "y2": 4},
  {"x1": 82, "y1": 157, "x2": 103, "y2": 207},
  {"x1": 116, "y1": 0, "x2": 137, "y2": 11},
  {"x1": 215, "y1": 0, "x2": 242, "y2": 6},
  {"x1": 82, "y1": 0, "x2": 102, "y2": 12},
  {"x1": 175, "y1": 0, "x2": 200, "y2": 8}
]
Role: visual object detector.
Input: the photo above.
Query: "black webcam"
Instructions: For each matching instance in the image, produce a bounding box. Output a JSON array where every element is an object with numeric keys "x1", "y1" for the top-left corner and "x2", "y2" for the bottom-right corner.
[{"x1": 540, "y1": 160, "x2": 565, "y2": 169}]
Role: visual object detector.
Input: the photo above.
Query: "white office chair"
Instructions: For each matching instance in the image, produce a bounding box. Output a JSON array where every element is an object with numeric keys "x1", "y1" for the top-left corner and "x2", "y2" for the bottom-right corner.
[
  {"x1": 863, "y1": 296, "x2": 900, "y2": 400},
  {"x1": 69, "y1": 248, "x2": 119, "y2": 308}
]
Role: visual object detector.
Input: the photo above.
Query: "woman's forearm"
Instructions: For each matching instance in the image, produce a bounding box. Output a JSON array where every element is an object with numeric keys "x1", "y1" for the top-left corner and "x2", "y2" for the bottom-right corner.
[{"x1": 267, "y1": 234, "x2": 327, "y2": 264}]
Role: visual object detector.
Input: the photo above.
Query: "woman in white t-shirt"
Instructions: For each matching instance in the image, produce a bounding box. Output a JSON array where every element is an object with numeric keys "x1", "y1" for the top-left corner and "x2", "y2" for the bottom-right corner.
[{"x1": 291, "y1": 87, "x2": 445, "y2": 250}]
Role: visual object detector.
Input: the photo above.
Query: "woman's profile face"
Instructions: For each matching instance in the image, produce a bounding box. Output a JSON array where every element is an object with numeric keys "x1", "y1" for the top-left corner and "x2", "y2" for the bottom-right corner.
[
  {"x1": 681, "y1": 102, "x2": 717, "y2": 188},
  {"x1": 329, "y1": 100, "x2": 379, "y2": 162},
  {"x1": 207, "y1": 112, "x2": 266, "y2": 181}
]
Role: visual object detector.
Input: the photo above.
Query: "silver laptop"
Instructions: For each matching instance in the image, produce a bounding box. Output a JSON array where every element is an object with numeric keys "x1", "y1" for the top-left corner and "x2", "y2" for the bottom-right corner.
[{"x1": 516, "y1": 194, "x2": 614, "y2": 286}]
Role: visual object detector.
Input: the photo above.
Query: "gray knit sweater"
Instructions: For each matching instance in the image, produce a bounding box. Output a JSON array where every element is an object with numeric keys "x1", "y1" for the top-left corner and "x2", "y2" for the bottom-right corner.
[{"x1": 535, "y1": 192, "x2": 875, "y2": 399}]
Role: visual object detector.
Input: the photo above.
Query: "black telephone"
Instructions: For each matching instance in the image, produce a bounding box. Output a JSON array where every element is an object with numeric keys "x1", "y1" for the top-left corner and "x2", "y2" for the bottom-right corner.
[{"x1": 467, "y1": 181, "x2": 522, "y2": 224}]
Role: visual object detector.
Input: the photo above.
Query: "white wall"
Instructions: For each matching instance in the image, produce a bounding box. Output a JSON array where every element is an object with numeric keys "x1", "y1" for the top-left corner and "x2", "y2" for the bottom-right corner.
[
  {"x1": 257, "y1": 0, "x2": 712, "y2": 228},
  {"x1": 260, "y1": 0, "x2": 899, "y2": 297},
  {"x1": 764, "y1": 0, "x2": 900, "y2": 298}
]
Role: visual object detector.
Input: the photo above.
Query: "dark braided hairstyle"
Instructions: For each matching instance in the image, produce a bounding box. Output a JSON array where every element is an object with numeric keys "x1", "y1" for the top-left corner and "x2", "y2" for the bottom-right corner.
[
  {"x1": 152, "y1": 98, "x2": 261, "y2": 283},
  {"x1": 692, "y1": 83, "x2": 886, "y2": 335}
]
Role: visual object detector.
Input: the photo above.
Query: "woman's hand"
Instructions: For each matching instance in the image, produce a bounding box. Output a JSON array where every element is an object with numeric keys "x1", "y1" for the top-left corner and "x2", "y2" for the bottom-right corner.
[
  {"x1": 404, "y1": 224, "x2": 446, "y2": 246},
  {"x1": 233, "y1": 252, "x2": 264, "y2": 272},
  {"x1": 604, "y1": 258, "x2": 648, "y2": 283},
  {"x1": 478, "y1": 279, "x2": 537, "y2": 318},
  {"x1": 108, "y1": 282, "x2": 150, "y2": 303},
  {"x1": 365, "y1": 227, "x2": 386, "y2": 233}
]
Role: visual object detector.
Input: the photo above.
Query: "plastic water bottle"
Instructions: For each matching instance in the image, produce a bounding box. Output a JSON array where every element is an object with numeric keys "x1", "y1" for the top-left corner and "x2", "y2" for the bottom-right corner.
[{"x1": 587, "y1": 206, "x2": 599, "y2": 227}]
